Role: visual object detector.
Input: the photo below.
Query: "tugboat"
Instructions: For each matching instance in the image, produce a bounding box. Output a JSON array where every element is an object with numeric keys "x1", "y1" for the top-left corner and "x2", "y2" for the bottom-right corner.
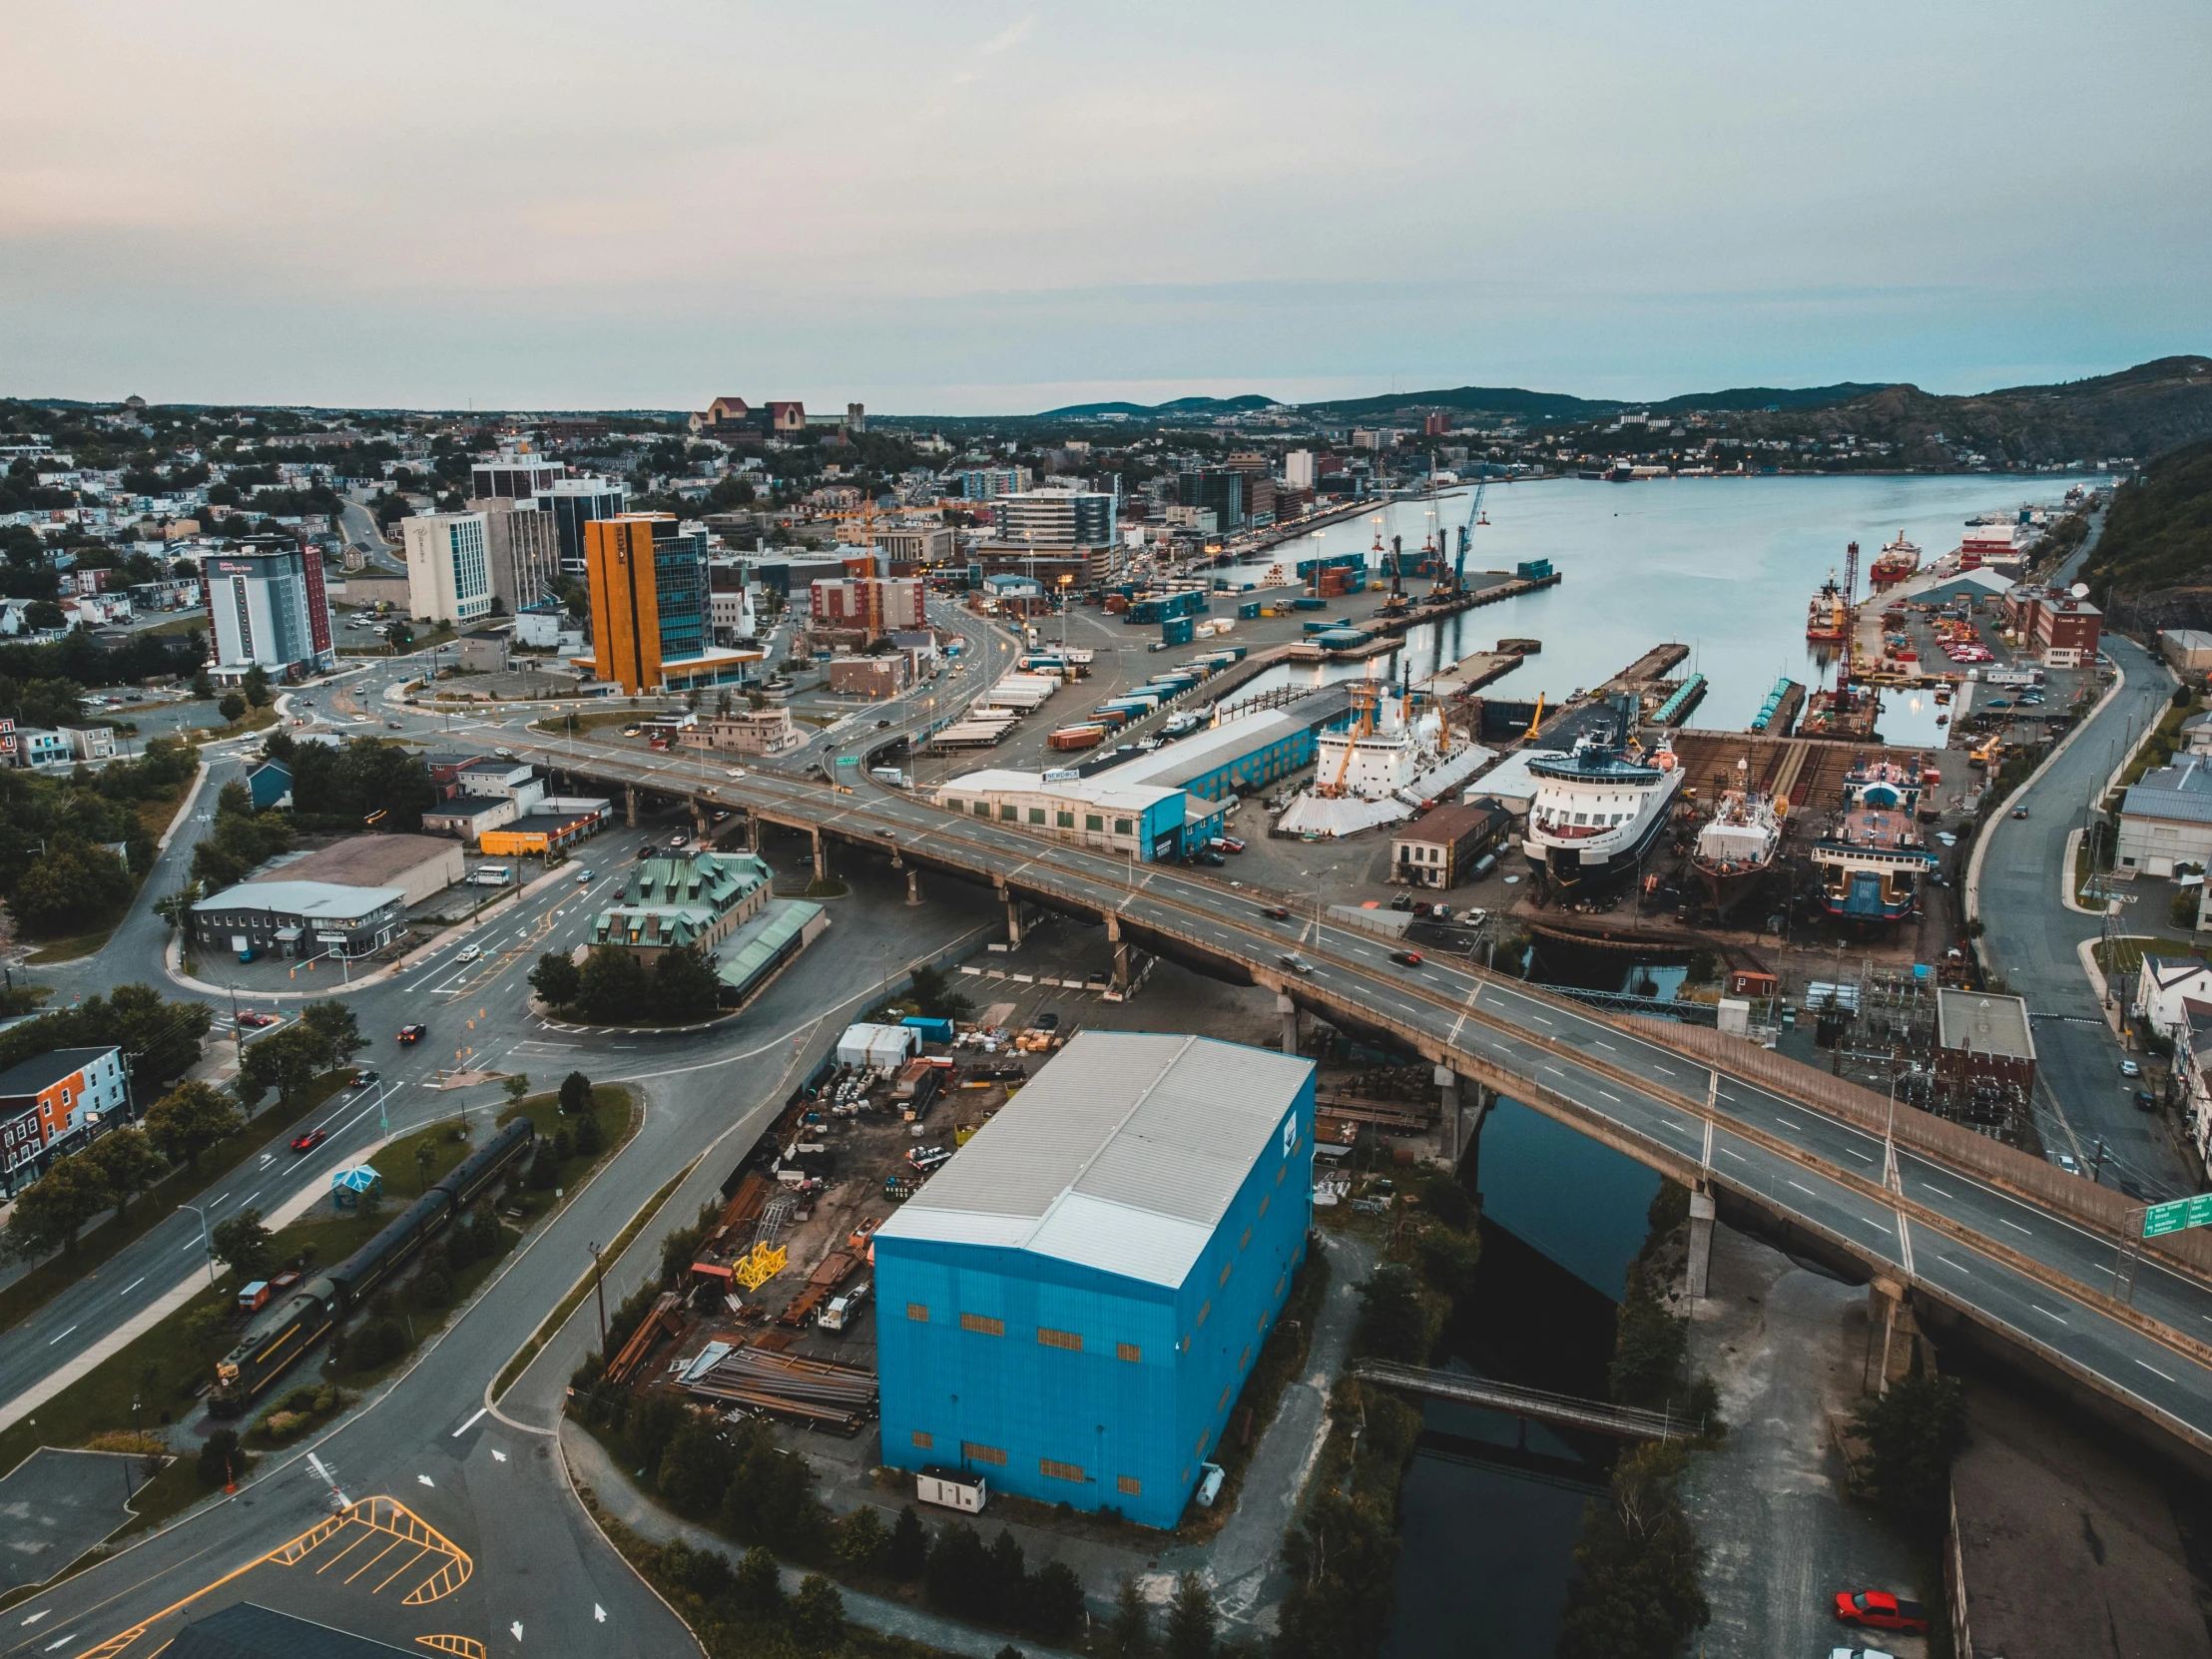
[
  {"x1": 1692, "y1": 770, "x2": 1783, "y2": 916},
  {"x1": 1869, "y1": 531, "x2": 1923, "y2": 588},
  {"x1": 1522, "y1": 723, "x2": 1685, "y2": 895}
]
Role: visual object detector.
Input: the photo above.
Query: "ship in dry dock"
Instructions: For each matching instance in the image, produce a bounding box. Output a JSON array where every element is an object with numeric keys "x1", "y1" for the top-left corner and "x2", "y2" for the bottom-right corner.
[
  {"x1": 1810, "y1": 797, "x2": 1937, "y2": 921},
  {"x1": 1691, "y1": 778, "x2": 1783, "y2": 916}
]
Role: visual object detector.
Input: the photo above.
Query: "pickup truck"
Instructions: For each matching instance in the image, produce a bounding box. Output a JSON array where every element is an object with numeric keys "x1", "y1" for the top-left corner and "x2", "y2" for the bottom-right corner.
[{"x1": 1834, "y1": 1589, "x2": 1929, "y2": 1633}]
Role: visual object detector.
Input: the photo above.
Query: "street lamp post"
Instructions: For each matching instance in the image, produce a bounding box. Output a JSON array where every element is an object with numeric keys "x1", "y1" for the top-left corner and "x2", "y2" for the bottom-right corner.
[{"x1": 180, "y1": 1200, "x2": 219, "y2": 1288}]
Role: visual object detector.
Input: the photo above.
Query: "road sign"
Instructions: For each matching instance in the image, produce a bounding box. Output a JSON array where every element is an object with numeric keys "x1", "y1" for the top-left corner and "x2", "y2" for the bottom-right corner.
[{"x1": 2141, "y1": 1192, "x2": 2212, "y2": 1238}]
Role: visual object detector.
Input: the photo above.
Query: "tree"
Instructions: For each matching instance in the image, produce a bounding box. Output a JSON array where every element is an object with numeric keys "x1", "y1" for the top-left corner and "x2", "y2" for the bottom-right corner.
[
  {"x1": 558, "y1": 1070, "x2": 593, "y2": 1115},
  {"x1": 1353, "y1": 1264, "x2": 1430, "y2": 1364},
  {"x1": 190, "y1": 669, "x2": 215, "y2": 700},
  {"x1": 833, "y1": 1504, "x2": 886, "y2": 1571},
  {"x1": 1024, "y1": 1560, "x2": 1085, "y2": 1642},
  {"x1": 237, "y1": 1021, "x2": 332, "y2": 1110},
  {"x1": 242, "y1": 664, "x2": 272, "y2": 708},
  {"x1": 654, "y1": 944, "x2": 722, "y2": 1020},
  {"x1": 219, "y1": 693, "x2": 247, "y2": 725},
  {"x1": 143, "y1": 1081, "x2": 244, "y2": 1171},
  {"x1": 734, "y1": 1545, "x2": 784, "y2": 1618},
  {"x1": 1556, "y1": 1443, "x2": 1710, "y2": 1659},
  {"x1": 210, "y1": 1207, "x2": 276, "y2": 1280},
  {"x1": 884, "y1": 1504, "x2": 928, "y2": 1579},
  {"x1": 1111, "y1": 1574, "x2": 1155, "y2": 1657},
  {"x1": 924, "y1": 1520, "x2": 991, "y2": 1618},
  {"x1": 1852, "y1": 1372, "x2": 1968, "y2": 1545},
  {"x1": 414, "y1": 1142, "x2": 436, "y2": 1194},
  {"x1": 576, "y1": 945, "x2": 650, "y2": 1024},
  {"x1": 789, "y1": 1574, "x2": 844, "y2": 1654},
  {"x1": 1165, "y1": 1572, "x2": 1217, "y2": 1659},
  {"x1": 198, "y1": 1427, "x2": 242, "y2": 1486},
  {"x1": 153, "y1": 882, "x2": 201, "y2": 933},
  {"x1": 906, "y1": 962, "x2": 974, "y2": 1022},
  {"x1": 573, "y1": 1111, "x2": 603, "y2": 1157},
  {"x1": 11, "y1": 839, "x2": 133, "y2": 935},
  {"x1": 1, "y1": 1151, "x2": 115, "y2": 1261},
  {"x1": 985, "y1": 1526, "x2": 1028, "y2": 1621},
  {"x1": 530, "y1": 951, "x2": 580, "y2": 1009},
  {"x1": 84, "y1": 1127, "x2": 165, "y2": 1222},
  {"x1": 502, "y1": 1072, "x2": 529, "y2": 1109},
  {"x1": 298, "y1": 1001, "x2": 365, "y2": 1067}
]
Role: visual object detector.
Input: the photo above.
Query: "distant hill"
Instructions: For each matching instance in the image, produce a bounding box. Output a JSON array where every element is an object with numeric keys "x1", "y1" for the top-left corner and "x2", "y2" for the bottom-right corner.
[
  {"x1": 2082, "y1": 434, "x2": 2212, "y2": 629},
  {"x1": 1305, "y1": 384, "x2": 1618, "y2": 423},
  {"x1": 1033, "y1": 393, "x2": 1277, "y2": 419}
]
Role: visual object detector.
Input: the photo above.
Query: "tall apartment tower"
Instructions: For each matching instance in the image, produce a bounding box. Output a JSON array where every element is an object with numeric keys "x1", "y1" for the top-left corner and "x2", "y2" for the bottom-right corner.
[
  {"x1": 202, "y1": 540, "x2": 334, "y2": 677},
  {"x1": 400, "y1": 514, "x2": 494, "y2": 627},
  {"x1": 464, "y1": 497, "x2": 561, "y2": 613},
  {"x1": 532, "y1": 477, "x2": 629, "y2": 575}
]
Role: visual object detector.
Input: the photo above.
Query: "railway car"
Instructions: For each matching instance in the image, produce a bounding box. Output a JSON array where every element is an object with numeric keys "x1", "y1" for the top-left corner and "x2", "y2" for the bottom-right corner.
[{"x1": 209, "y1": 1119, "x2": 536, "y2": 1413}]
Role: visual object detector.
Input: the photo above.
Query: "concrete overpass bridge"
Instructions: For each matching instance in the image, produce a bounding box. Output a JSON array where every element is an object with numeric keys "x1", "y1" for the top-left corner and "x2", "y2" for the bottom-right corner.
[{"x1": 513, "y1": 728, "x2": 2212, "y2": 1470}]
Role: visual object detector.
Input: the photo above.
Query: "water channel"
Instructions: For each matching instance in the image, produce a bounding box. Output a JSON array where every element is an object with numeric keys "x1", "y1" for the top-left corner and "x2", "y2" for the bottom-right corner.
[{"x1": 1223, "y1": 474, "x2": 2074, "y2": 753}]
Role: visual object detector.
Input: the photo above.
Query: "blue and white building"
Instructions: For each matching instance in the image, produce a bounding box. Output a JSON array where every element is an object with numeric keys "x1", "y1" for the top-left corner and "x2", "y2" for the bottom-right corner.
[{"x1": 873, "y1": 1032, "x2": 1316, "y2": 1529}]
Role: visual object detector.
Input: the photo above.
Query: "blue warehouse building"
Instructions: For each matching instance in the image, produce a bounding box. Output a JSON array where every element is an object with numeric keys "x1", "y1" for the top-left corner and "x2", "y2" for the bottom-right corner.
[
  {"x1": 873, "y1": 1032, "x2": 1316, "y2": 1529},
  {"x1": 1108, "y1": 684, "x2": 1355, "y2": 806}
]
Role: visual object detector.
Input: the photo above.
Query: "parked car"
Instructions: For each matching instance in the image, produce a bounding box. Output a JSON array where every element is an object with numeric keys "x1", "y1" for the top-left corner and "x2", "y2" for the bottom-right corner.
[
  {"x1": 1192, "y1": 849, "x2": 1226, "y2": 866},
  {"x1": 2121, "y1": 1059, "x2": 2142, "y2": 1078},
  {"x1": 397, "y1": 1024, "x2": 426, "y2": 1044},
  {"x1": 1390, "y1": 950, "x2": 1424, "y2": 967},
  {"x1": 1218, "y1": 836, "x2": 1246, "y2": 853},
  {"x1": 2134, "y1": 1090, "x2": 2159, "y2": 1112},
  {"x1": 1833, "y1": 1590, "x2": 1929, "y2": 1634},
  {"x1": 1035, "y1": 1012, "x2": 1059, "y2": 1031},
  {"x1": 289, "y1": 1128, "x2": 328, "y2": 1155}
]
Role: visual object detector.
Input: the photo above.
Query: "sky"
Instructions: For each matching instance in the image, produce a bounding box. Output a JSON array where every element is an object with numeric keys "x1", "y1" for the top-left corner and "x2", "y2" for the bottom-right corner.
[{"x1": 3, "y1": 0, "x2": 2207, "y2": 415}]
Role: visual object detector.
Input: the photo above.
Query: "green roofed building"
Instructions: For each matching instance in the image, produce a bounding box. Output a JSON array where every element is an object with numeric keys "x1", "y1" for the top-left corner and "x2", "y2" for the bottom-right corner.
[{"x1": 590, "y1": 849, "x2": 770, "y2": 965}]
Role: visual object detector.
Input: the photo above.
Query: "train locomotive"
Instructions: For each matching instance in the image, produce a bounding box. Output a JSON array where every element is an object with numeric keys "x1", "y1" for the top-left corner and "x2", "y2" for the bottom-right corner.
[{"x1": 209, "y1": 1118, "x2": 536, "y2": 1414}]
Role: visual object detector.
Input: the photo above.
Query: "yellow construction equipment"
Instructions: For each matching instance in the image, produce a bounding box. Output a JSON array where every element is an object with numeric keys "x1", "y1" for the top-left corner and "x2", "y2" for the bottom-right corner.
[
  {"x1": 1525, "y1": 692, "x2": 1547, "y2": 741},
  {"x1": 1322, "y1": 684, "x2": 1379, "y2": 797},
  {"x1": 733, "y1": 1242, "x2": 788, "y2": 1291}
]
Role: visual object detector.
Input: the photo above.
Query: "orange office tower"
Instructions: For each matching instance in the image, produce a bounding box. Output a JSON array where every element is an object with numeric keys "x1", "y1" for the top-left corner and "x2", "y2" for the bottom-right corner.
[{"x1": 585, "y1": 515, "x2": 672, "y2": 694}]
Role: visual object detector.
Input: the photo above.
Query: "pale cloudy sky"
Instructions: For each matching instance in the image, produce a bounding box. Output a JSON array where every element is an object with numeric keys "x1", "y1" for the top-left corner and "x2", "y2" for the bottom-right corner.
[{"x1": 3, "y1": 0, "x2": 2206, "y2": 414}]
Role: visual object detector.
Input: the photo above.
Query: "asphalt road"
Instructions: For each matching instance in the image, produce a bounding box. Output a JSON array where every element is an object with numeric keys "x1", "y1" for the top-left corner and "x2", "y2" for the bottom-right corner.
[
  {"x1": 484, "y1": 715, "x2": 2212, "y2": 1457},
  {"x1": 1976, "y1": 630, "x2": 2192, "y2": 1200}
]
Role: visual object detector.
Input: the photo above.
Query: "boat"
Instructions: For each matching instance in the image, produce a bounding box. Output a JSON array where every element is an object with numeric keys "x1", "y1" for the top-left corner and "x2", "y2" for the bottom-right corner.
[
  {"x1": 1807, "y1": 572, "x2": 1849, "y2": 642},
  {"x1": 1692, "y1": 778, "x2": 1783, "y2": 916},
  {"x1": 1274, "y1": 686, "x2": 1497, "y2": 838},
  {"x1": 1521, "y1": 726, "x2": 1685, "y2": 894},
  {"x1": 1842, "y1": 754, "x2": 1926, "y2": 814},
  {"x1": 1869, "y1": 531, "x2": 1923, "y2": 588},
  {"x1": 1810, "y1": 803, "x2": 1936, "y2": 921}
]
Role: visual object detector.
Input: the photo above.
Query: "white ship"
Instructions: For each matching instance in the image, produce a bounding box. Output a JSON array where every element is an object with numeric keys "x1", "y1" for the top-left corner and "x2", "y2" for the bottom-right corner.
[
  {"x1": 1276, "y1": 687, "x2": 1496, "y2": 838},
  {"x1": 1522, "y1": 727, "x2": 1685, "y2": 892},
  {"x1": 1692, "y1": 786, "x2": 1783, "y2": 915}
]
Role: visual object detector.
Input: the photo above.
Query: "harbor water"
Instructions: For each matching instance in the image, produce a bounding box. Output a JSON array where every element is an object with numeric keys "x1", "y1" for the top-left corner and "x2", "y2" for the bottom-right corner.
[{"x1": 1225, "y1": 475, "x2": 2059, "y2": 752}]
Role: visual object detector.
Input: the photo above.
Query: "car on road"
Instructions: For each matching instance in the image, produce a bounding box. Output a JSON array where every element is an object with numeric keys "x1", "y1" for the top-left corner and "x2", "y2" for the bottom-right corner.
[
  {"x1": 669, "y1": 832, "x2": 690, "y2": 848},
  {"x1": 875, "y1": 718, "x2": 892, "y2": 728},
  {"x1": 726, "y1": 768, "x2": 746, "y2": 780},
  {"x1": 2052, "y1": 1150, "x2": 2081, "y2": 1175},
  {"x1": 1828, "y1": 1649, "x2": 1896, "y2": 1659},
  {"x1": 385, "y1": 719, "x2": 403, "y2": 729},
  {"x1": 235, "y1": 1010, "x2": 277, "y2": 1028},
  {"x1": 1833, "y1": 1590, "x2": 1929, "y2": 1634},
  {"x1": 2011, "y1": 805, "x2": 2029, "y2": 819},
  {"x1": 1261, "y1": 905, "x2": 1292, "y2": 920},
  {"x1": 351, "y1": 1071, "x2": 379, "y2": 1089},
  {"x1": 2121, "y1": 1058, "x2": 2142, "y2": 1078},
  {"x1": 397, "y1": 1023, "x2": 426, "y2": 1044},
  {"x1": 1278, "y1": 953, "x2": 1313, "y2": 975},
  {"x1": 457, "y1": 944, "x2": 482, "y2": 962},
  {"x1": 289, "y1": 1128, "x2": 328, "y2": 1155},
  {"x1": 574, "y1": 868, "x2": 594, "y2": 882},
  {"x1": 1390, "y1": 950, "x2": 1424, "y2": 966},
  {"x1": 2135, "y1": 1090, "x2": 2159, "y2": 1112},
  {"x1": 493, "y1": 747, "x2": 514, "y2": 758}
]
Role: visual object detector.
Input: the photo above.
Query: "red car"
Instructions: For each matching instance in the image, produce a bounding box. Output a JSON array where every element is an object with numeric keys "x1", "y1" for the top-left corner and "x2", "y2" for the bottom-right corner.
[
  {"x1": 1834, "y1": 1590, "x2": 1928, "y2": 1634},
  {"x1": 235, "y1": 1010, "x2": 277, "y2": 1028},
  {"x1": 1261, "y1": 906, "x2": 1292, "y2": 921},
  {"x1": 289, "y1": 1128, "x2": 328, "y2": 1155},
  {"x1": 1390, "y1": 950, "x2": 1424, "y2": 967}
]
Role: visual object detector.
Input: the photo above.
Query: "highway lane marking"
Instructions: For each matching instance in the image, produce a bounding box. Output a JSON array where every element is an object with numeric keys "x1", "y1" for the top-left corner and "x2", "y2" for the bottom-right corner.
[
  {"x1": 1594, "y1": 1039, "x2": 1618, "y2": 1051},
  {"x1": 1923, "y1": 1183, "x2": 1954, "y2": 1199},
  {"x1": 1937, "y1": 1255, "x2": 1973, "y2": 1275},
  {"x1": 42, "y1": 1635, "x2": 74, "y2": 1651},
  {"x1": 511, "y1": 1623, "x2": 525, "y2": 1642},
  {"x1": 1859, "y1": 1215, "x2": 1896, "y2": 1239},
  {"x1": 2000, "y1": 1219, "x2": 2033, "y2": 1236},
  {"x1": 2139, "y1": 1359, "x2": 2179, "y2": 1382},
  {"x1": 119, "y1": 1277, "x2": 145, "y2": 1297},
  {"x1": 491, "y1": 1448, "x2": 507, "y2": 1462},
  {"x1": 453, "y1": 1407, "x2": 488, "y2": 1436},
  {"x1": 1774, "y1": 1117, "x2": 1804, "y2": 1132},
  {"x1": 46, "y1": 1325, "x2": 77, "y2": 1346},
  {"x1": 595, "y1": 1605, "x2": 606, "y2": 1623},
  {"x1": 1788, "y1": 1180, "x2": 1817, "y2": 1197},
  {"x1": 1657, "y1": 1118, "x2": 1688, "y2": 1133},
  {"x1": 417, "y1": 1473, "x2": 435, "y2": 1487},
  {"x1": 20, "y1": 1609, "x2": 49, "y2": 1625},
  {"x1": 1843, "y1": 1147, "x2": 1874, "y2": 1162},
  {"x1": 2030, "y1": 1304, "x2": 2070, "y2": 1325},
  {"x1": 1530, "y1": 1014, "x2": 1553, "y2": 1025},
  {"x1": 1597, "y1": 1090, "x2": 1622, "y2": 1103},
  {"x1": 1718, "y1": 1148, "x2": 1747, "y2": 1162},
  {"x1": 1542, "y1": 1066, "x2": 1566, "y2": 1078}
]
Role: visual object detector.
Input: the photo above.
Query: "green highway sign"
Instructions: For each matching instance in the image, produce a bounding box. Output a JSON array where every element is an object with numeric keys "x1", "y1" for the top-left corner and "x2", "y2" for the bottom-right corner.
[{"x1": 2141, "y1": 1193, "x2": 2212, "y2": 1238}]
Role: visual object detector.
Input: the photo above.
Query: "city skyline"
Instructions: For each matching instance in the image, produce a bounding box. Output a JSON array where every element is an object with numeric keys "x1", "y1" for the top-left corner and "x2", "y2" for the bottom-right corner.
[{"x1": 4, "y1": 0, "x2": 2207, "y2": 413}]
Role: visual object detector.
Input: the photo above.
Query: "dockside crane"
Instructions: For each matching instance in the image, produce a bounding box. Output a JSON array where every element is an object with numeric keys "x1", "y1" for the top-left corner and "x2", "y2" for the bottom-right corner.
[{"x1": 1435, "y1": 477, "x2": 1489, "y2": 599}]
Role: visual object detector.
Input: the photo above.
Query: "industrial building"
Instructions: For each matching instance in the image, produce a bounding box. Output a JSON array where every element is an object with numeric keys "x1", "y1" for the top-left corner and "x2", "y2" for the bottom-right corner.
[
  {"x1": 1389, "y1": 798, "x2": 1512, "y2": 887},
  {"x1": 874, "y1": 1031, "x2": 1316, "y2": 1528},
  {"x1": 477, "y1": 803, "x2": 607, "y2": 857},
  {"x1": 2116, "y1": 758, "x2": 2212, "y2": 876},
  {"x1": 1105, "y1": 686, "x2": 1353, "y2": 805},
  {"x1": 933, "y1": 769, "x2": 1221, "y2": 862},
  {"x1": 2163, "y1": 631, "x2": 2212, "y2": 675},
  {"x1": 1935, "y1": 988, "x2": 2036, "y2": 1098},
  {"x1": 201, "y1": 541, "x2": 335, "y2": 679},
  {"x1": 254, "y1": 833, "x2": 464, "y2": 906}
]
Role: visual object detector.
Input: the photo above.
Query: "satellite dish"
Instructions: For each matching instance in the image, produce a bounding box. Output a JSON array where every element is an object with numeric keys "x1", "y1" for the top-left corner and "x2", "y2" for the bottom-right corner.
[{"x1": 2070, "y1": 582, "x2": 2090, "y2": 599}]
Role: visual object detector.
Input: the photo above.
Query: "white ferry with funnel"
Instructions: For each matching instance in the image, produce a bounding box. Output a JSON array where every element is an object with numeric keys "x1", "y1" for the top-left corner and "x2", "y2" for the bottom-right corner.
[{"x1": 1522, "y1": 725, "x2": 1684, "y2": 893}]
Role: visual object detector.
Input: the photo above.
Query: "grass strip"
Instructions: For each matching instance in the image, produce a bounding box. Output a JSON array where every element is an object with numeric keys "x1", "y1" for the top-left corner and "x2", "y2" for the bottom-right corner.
[{"x1": 492, "y1": 1158, "x2": 696, "y2": 1402}]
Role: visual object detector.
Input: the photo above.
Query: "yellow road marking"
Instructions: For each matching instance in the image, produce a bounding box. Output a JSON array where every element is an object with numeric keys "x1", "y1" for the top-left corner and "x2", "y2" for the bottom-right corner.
[
  {"x1": 343, "y1": 1535, "x2": 407, "y2": 1585},
  {"x1": 312, "y1": 1527, "x2": 375, "y2": 1573},
  {"x1": 371, "y1": 1546, "x2": 430, "y2": 1596}
]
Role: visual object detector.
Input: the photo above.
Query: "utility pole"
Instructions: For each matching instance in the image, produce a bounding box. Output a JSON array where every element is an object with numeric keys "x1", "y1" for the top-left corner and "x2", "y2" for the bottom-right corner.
[{"x1": 589, "y1": 1240, "x2": 608, "y2": 1355}]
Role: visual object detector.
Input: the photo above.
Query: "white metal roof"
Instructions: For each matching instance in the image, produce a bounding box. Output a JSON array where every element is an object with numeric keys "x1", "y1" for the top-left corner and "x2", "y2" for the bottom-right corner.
[
  {"x1": 877, "y1": 1031, "x2": 1311, "y2": 1289},
  {"x1": 193, "y1": 879, "x2": 404, "y2": 920},
  {"x1": 934, "y1": 768, "x2": 1182, "y2": 817}
]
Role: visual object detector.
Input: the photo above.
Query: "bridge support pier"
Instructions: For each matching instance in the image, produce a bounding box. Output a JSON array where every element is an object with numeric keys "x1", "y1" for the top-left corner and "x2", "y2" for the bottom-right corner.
[
  {"x1": 1685, "y1": 1186, "x2": 1717, "y2": 1301},
  {"x1": 625, "y1": 785, "x2": 638, "y2": 829},
  {"x1": 1277, "y1": 991, "x2": 1300, "y2": 1057},
  {"x1": 1105, "y1": 912, "x2": 1129, "y2": 990},
  {"x1": 691, "y1": 797, "x2": 708, "y2": 837},
  {"x1": 812, "y1": 829, "x2": 830, "y2": 884},
  {"x1": 905, "y1": 868, "x2": 922, "y2": 906},
  {"x1": 1866, "y1": 1277, "x2": 1927, "y2": 1391},
  {"x1": 996, "y1": 883, "x2": 1022, "y2": 946}
]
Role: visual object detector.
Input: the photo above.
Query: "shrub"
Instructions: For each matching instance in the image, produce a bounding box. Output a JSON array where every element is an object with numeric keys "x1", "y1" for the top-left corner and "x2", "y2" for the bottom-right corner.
[
  {"x1": 833, "y1": 1505, "x2": 886, "y2": 1571},
  {"x1": 559, "y1": 1070, "x2": 593, "y2": 1114},
  {"x1": 198, "y1": 1428, "x2": 242, "y2": 1485},
  {"x1": 1023, "y1": 1559, "x2": 1085, "y2": 1641},
  {"x1": 734, "y1": 1545, "x2": 784, "y2": 1618},
  {"x1": 413, "y1": 1264, "x2": 453, "y2": 1310},
  {"x1": 344, "y1": 1318, "x2": 406, "y2": 1371},
  {"x1": 884, "y1": 1503, "x2": 928, "y2": 1579},
  {"x1": 574, "y1": 1113, "x2": 603, "y2": 1157}
]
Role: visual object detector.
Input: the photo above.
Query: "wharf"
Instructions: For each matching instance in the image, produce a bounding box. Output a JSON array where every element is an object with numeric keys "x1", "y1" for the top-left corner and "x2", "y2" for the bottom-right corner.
[
  {"x1": 1608, "y1": 643, "x2": 1691, "y2": 690},
  {"x1": 1429, "y1": 645, "x2": 1532, "y2": 698},
  {"x1": 1371, "y1": 569, "x2": 1563, "y2": 638}
]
